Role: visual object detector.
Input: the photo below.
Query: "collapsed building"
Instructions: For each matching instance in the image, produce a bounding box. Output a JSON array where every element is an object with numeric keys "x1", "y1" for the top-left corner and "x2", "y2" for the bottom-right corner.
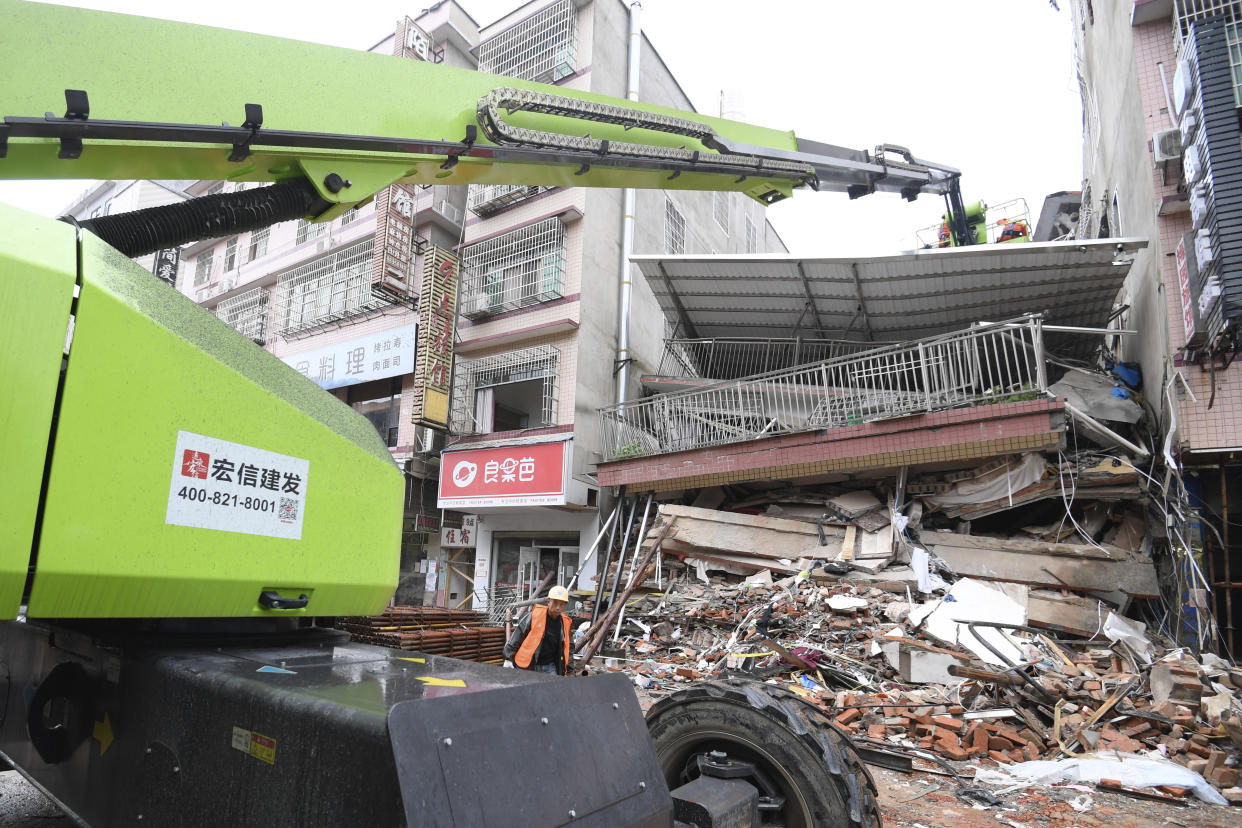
[{"x1": 568, "y1": 240, "x2": 1242, "y2": 807}]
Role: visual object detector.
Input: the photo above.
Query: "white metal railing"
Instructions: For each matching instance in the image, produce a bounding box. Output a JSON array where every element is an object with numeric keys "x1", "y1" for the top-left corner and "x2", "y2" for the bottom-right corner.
[
  {"x1": 600, "y1": 316, "x2": 1048, "y2": 460},
  {"x1": 657, "y1": 337, "x2": 895, "y2": 382},
  {"x1": 432, "y1": 196, "x2": 463, "y2": 226}
]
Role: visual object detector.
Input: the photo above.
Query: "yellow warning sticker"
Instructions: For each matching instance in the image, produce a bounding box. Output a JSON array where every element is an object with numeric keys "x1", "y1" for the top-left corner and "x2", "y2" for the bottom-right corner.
[
  {"x1": 416, "y1": 677, "x2": 467, "y2": 688},
  {"x1": 93, "y1": 713, "x2": 113, "y2": 756},
  {"x1": 249, "y1": 732, "x2": 277, "y2": 765}
]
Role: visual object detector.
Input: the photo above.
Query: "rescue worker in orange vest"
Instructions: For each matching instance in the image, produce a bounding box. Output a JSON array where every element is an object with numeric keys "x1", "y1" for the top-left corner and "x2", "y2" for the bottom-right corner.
[
  {"x1": 937, "y1": 221, "x2": 952, "y2": 248},
  {"x1": 503, "y1": 585, "x2": 573, "y2": 675},
  {"x1": 997, "y1": 219, "x2": 1029, "y2": 243}
]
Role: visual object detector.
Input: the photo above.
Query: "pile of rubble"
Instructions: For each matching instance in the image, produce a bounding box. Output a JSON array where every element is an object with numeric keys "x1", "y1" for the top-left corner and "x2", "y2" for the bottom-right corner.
[{"x1": 577, "y1": 450, "x2": 1240, "y2": 809}]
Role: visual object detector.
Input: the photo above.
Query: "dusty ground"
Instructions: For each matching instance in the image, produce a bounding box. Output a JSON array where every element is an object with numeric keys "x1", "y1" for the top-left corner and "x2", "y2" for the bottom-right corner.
[
  {"x1": 872, "y1": 765, "x2": 1242, "y2": 827},
  {"x1": 0, "y1": 772, "x2": 74, "y2": 827}
]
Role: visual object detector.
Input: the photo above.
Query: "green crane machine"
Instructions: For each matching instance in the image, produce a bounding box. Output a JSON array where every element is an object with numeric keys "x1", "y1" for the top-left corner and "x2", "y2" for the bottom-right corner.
[{"x1": 0, "y1": 3, "x2": 965, "y2": 825}]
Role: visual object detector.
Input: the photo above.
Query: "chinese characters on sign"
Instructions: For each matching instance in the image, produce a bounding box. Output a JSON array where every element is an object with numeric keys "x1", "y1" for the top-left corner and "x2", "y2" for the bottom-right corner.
[
  {"x1": 412, "y1": 246, "x2": 460, "y2": 431},
  {"x1": 151, "y1": 248, "x2": 180, "y2": 287},
  {"x1": 280, "y1": 323, "x2": 416, "y2": 390},
  {"x1": 1176, "y1": 235, "x2": 1198, "y2": 345},
  {"x1": 165, "y1": 431, "x2": 310, "y2": 540},
  {"x1": 441, "y1": 514, "x2": 477, "y2": 548},
  {"x1": 369, "y1": 183, "x2": 420, "y2": 305},
  {"x1": 437, "y1": 441, "x2": 569, "y2": 508}
]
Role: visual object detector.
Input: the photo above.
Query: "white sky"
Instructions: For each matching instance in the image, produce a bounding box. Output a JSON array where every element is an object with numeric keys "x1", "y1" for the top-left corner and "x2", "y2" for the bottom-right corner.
[{"x1": 0, "y1": 0, "x2": 1082, "y2": 254}]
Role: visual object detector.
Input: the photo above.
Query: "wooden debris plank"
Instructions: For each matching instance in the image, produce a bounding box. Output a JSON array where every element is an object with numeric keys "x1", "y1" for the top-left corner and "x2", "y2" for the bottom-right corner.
[{"x1": 1027, "y1": 591, "x2": 1108, "y2": 637}]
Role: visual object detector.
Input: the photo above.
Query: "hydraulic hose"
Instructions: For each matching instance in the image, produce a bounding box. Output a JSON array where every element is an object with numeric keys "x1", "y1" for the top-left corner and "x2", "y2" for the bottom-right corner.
[{"x1": 74, "y1": 178, "x2": 329, "y2": 258}]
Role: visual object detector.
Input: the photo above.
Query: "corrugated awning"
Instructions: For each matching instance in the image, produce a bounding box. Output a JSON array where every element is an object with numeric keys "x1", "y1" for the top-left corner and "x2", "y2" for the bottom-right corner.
[{"x1": 632, "y1": 238, "x2": 1146, "y2": 359}]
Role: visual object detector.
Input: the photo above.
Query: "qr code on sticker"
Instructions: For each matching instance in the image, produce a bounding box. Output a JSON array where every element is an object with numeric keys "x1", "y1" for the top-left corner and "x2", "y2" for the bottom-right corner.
[{"x1": 279, "y1": 497, "x2": 299, "y2": 522}]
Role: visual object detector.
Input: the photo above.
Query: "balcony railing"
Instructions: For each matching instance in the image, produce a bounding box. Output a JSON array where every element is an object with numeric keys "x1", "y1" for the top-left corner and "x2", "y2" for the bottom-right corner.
[
  {"x1": 600, "y1": 316, "x2": 1048, "y2": 460},
  {"x1": 656, "y1": 337, "x2": 897, "y2": 382},
  {"x1": 468, "y1": 184, "x2": 551, "y2": 217}
]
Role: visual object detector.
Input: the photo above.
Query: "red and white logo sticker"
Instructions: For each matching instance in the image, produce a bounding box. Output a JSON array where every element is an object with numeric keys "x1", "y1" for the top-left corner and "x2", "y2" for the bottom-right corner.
[
  {"x1": 166, "y1": 431, "x2": 309, "y2": 540},
  {"x1": 181, "y1": 449, "x2": 210, "y2": 479}
]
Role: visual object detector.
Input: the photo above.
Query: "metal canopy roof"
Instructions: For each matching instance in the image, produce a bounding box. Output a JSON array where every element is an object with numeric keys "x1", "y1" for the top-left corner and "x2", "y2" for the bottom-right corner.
[{"x1": 632, "y1": 239, "x2": 1146, "y2": 359}]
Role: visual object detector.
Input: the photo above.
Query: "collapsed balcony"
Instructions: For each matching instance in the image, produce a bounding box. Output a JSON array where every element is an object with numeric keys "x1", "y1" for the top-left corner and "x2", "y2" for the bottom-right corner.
[
  {"x1": 599, "y1": 317, "x2": 1065, "y2": 492},
  {"x1": 599, "y1": 241, "x2": 1145, "y2": 491}
]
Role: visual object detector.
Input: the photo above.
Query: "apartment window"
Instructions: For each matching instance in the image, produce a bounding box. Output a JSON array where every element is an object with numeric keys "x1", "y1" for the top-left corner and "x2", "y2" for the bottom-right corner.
[
  {"x1": 205, "y1": 182, "x2": 224, "y2": 197},
  {"x1": 215, "y1": 286, "x2": 269, "y2": 343},
  {"x1": 348, "y1": 377, "x2": 402, "y2": 447},
  {"x1": 296, "y1": 218, "x2": 328, "y2": 246},
  {"x1": 193, "y1": 249, "x2": 214, "y2": 287},
  {"x1": 339, "y1": 207, "x2": 360, "y2": 226},
  {"x1": 665, "y1": 200, "x2": 686, "y2": 254},
  {"x1": 451, "y1": 344, "x2": 559, "y2": 435},
  {"x1": 247, "y1": 227, "x2": 269, "y2": 262},
  {"x1": 1228, "y1": 21, "x2": 1242, "y2": 105},
  {"x1": 224, "y1": 237, "x2": 238, "y2": 271},
  {"x1": 461, "y1": 218, "x2": 566, "y2": 317},
  {"x1": 274, "y1": 238, "x2": 381, "y2": 336},
  {"x1": 713, "y1": 191, "x2": 730, "y2": 232},
  {"x1": 477, "y1": 0, "x2": 576, "y2": 83},
  {"x1": 745, "y1": 216, "x2": 758, "y2": 253}
]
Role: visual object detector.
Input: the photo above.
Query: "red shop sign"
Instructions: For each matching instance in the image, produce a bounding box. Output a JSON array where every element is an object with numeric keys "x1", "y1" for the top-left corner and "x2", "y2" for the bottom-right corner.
[{"x1": 438, "y1": 441, "x2": 569, "y2": 508}]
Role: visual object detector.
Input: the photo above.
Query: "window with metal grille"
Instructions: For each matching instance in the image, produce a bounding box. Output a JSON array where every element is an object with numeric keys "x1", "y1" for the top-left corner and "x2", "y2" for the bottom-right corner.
[
  {"x1": 1175, "y1": 0, "x2": 1242, "y2": 105},
  {"x1": 247, "y1": 227, "x2": 269, "y2": 262},
  {"x1": 215, "y1": 286, "x2": 269, "y2": 343},
  {"x1": 1229, "y1": 20, "x2": 1242, "y2": 105},
  {"x1": 205, "y1": 182, "x2": 224, "y2": 196},
  {"x1": 274, "y1": 238, "x2": 382, "y2": 336},
  {"x1": 745, "y1": 216, "x2": 758, "y2": 253},
  {"x1": 460, "y1": 217, "x2": 565, "y2": 317},
  {"x1": 467, "y1": 184, "x2": 552, "y2": 216},
  {"x1": 339, "y1": 207, "x2": 360, "y2": 226},
  {"x1": 450, "y1": 344, "x2": 559, "y2": 434},
  {"x1": 193, "y1": 249, "x2": 213, "y2": 287},
  {"x1": 477, "y1": 0, "x2": 576, "y2": 83},
  {"x1": 713, "y1": 191, "x2": 730, "y2": 232},
  {"x1": 665, "y1": 200, "x2": 686, "y2": 254},
  {"x1": 296, "y1": 218, "x2": 328, "y2": 246},
  {"x1": 224, "y1": 237, "x2": 238, "y2": 271},
  {"x1": 1176, "y1": 0, "x2": 1239, "y2": 45}
]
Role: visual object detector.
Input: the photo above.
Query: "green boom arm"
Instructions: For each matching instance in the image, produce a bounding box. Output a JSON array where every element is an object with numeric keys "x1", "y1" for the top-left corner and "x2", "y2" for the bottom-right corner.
[{"x1": 0, "y1": 1, "x2": 959, "y2": 217}]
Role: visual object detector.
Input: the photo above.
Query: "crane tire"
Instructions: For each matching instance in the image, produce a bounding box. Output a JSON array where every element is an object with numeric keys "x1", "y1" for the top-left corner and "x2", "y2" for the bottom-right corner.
[{"x1": 645, "y1": 678, "x2": 880, "y2": 828}]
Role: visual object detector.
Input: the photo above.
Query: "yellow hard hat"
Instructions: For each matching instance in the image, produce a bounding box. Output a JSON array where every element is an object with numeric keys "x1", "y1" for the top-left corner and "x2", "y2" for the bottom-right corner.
[{"x1": 549, "y1": 585, "x2": 570, "y2": 602}]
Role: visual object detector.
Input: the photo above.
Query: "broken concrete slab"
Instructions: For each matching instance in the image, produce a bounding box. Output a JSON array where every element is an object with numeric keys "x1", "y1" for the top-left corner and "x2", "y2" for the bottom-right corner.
[{"x1": 925, "y1": 532, "x2": 1159, "y2": 597}]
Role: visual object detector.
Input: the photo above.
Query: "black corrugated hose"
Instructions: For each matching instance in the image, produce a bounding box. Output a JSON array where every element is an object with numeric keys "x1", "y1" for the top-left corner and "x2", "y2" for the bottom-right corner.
[{"x1": 74, "y1": 178, "x2": 329, "y2": 258}]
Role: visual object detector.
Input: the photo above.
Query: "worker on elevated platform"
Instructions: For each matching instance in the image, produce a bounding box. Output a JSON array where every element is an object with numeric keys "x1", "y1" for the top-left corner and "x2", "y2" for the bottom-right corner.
[
  {"x1": 997, "y1": 219, "x2": 1029, "y2": 242},
  {"x1": 504, "y1": 585, "x2": 573, "y2": 675}
]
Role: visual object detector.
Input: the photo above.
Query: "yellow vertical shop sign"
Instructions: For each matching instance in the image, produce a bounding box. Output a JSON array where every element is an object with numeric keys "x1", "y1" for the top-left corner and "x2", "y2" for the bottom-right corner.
[{"x1": 412, "y1": 246, "x2": 460, "y2": 430}]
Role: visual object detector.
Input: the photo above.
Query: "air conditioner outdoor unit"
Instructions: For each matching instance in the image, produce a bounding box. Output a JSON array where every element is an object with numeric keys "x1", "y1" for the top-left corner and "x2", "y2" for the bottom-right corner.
[
  {"x1": 1180, "y1": 108, "x2": 1199, "y2": 146},
  {"x1": 1190, "y1": 184, "x2": 1208, "y2": 229},
  {"x1": 1195, "y1": 228, "x2": 1216, "y2": 271},
  {"x1": 461, "y1": 292, "x2": 489, "y2": 318},
  {"x1": 1154, "y1": 128, "x2": 1183, "y2": 163},
  {"x1": 1184, "y1": 144, "x2": 1204, "y2": 183}
]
